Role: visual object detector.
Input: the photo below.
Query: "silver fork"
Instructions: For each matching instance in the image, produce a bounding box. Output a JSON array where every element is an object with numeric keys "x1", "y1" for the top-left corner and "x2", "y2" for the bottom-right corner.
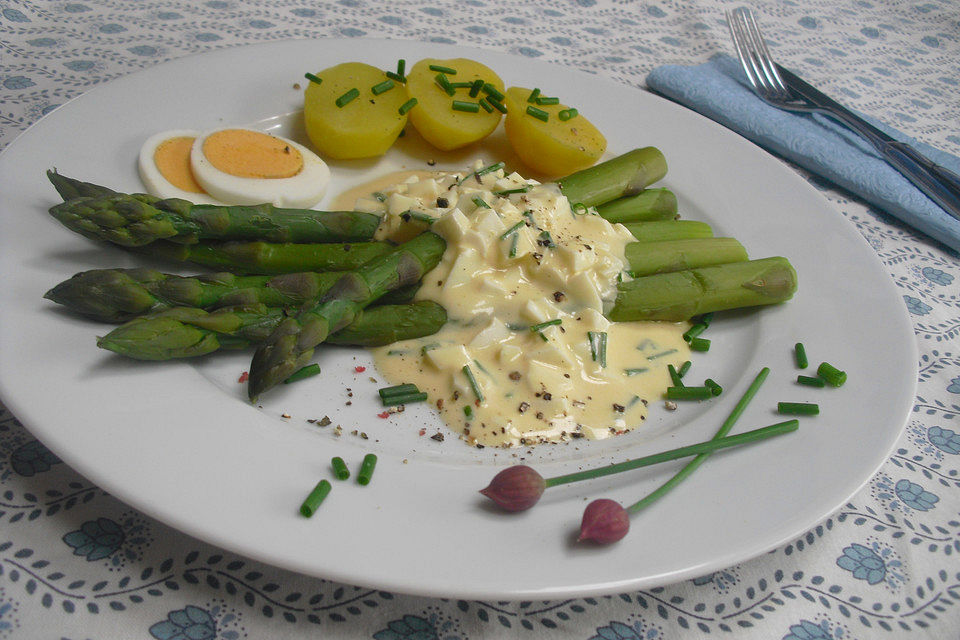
[{"x1": 726, "y1": 6, "x2": 960, "y2": 223}]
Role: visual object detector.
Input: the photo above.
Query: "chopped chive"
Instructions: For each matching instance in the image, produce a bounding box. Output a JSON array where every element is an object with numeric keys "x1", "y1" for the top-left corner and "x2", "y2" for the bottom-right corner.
[
  {"x1": 371, "y1": 79, "x2": 395, "y2": 95},
  {"x1": 357, "y1": 454, "x2": 378, "y2": 486},
  {"x1": 558, "y1": 108, "x2": 579, "y2": 121},
  {"x1": 472, "y1": 196, "x2": 490, "y2": 209},
  {"x1": 434, "y1": 73, "x2": 455, "y2": 96},
  {"x1": 486, "y1": 96, "x2": 507, "y2": 113},
  {"x1": 530, "y1": 318, "x2": 562, "y2": 332},
  {"x1": 683, "y1": 323, "x2": 707, "y2": 341},
  {"x1": 400, "y1": 210, "x2": 436, "y2": 224},
  {"x1": 429, "y1": 64, "x2": 457, "y2": 74},
  {"x1": 478, "y1": 98, "x2": 493, "y2": 112},
  {"x1": 624, "y1": 368, "x2": 648, "y2": 376},
  {"x1": 588, "y1": 331, "x2": 608, "y2": 367},
  {"x1": 817, "y1": 362, "x2": 846, "y2": 387},
  {"x1": 284, "y1": 363, "x2": 321, "y2": 384},
  {"x1": 794, "y1": 342, "x2": 808, "y2": 368},
  {"x1": 398, "y1": 98, "x2": 418, "y2": 115},
  {"x1": 668, "y1": 364, "x2": 683, "y2": 387},
  {"x1": 689, "y1": 337, "x2": 711, "y2": 352},
  {"x1": 463, "y1": 405, "x2": 473, "y2": 418},
  {"x1": 522, "y1": 209, "x2": 535, "y2": 224},
  {"x1": 331, "y1": 456, "x2": 350, "y2": 480},
  {"x1": 335, "y1": 88, "x2": 359, "y2": 107},
  {"x1": 537, "y1": 331, "x2": 548, "y2": 342},
  {"x1": 420, "y1": 342, "x2": 440, "y2": 355},
  {"x1": 500, "y1": 221, "x2": 525, "y2": 239},
  {"x1": 476, "y1": 161, "x2": 505, "y2": 177},
  {"x1": 797, "y1": 375, "x2": 826, "y2": 388},
  {"x1": 698, "y1": 312, "x2": 715, "y2": 326},
  {"x1": 666, "y1": 386, "x2": 713, "y2": 400},
  {"x1": 778, "y1": 401, "x2": 820, "y2": 416},
  {"x1": 704, "y1": 378, "x2": 723, "y2": 396},
  {"x1": 299, "y1": 479, "x2": 332, "y2": 517},
  {"x1": 482, "y1": 83, "x2": 504, "y2": 101},
  {"x1": 537, "y1": 230, "x2": 555, "y2": 248},
  {"x1": 493, "y1": 186, "x2": 530, "y2": 196},
  {"x1": 469, "y1": 79, "x2": 484, "y2": 97},
  {"x1": 535, "y1": 96, "x2": 560, "y2": 105},
  {"x1": 304, "y1": 72, "x2": 323, "y2": 85},
  {"x1": 571, "y1": 202, "x2": 588, "y2": 216},
  {"x1": 385, "y1": 71, "x2": 406, "y2": 83},
  {"x1": 526, "y1": 105, "x2": 549, "y2": 122},
  {"x1": 462, "y1": 365, "x2": 484, "y2": 402},
  {"x1": 452, "y1": 100, "x2": 480, "y2": 113},
  {"x1": 396, "y1": 59, "x2": 406, "y2": 77},
  {"x1": 508, "y1": 233, "x2": 519, "y2": 258},
  {"x1": 379, "y1": 383, "x2": 420, "y2": 399},
  {"x1": 678, "y1": 360, "x2": 692, "y2": 378},
  {"x1": 647, "y1": 348, "x2": 678, "y2": 360},
  {"x1": 382, "y1": 392, "x2": 428, "y2": 406},
  {"x1": 527, "y1": 88, "x2": 541, "y2": 102},
  {"x1": 449, "y1": 82, "x2": 474, "y2": 89}
]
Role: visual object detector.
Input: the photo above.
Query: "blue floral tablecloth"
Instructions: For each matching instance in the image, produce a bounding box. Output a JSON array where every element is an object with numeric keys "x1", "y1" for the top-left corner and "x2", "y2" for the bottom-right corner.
[{"x1": 1, "y1": 1, "x2": 959, "y2": 638}]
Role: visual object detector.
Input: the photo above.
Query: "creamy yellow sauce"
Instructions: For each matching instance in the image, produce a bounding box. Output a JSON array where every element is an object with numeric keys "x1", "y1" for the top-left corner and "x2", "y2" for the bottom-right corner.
[{"x1": 346, "y1": 163, "x2": 690, "y2": 448}]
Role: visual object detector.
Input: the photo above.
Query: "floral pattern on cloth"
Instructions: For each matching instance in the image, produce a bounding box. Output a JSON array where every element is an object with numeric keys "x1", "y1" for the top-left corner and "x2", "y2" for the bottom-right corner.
[{"x1": 1, "y1": 0, "x2": 959, "y2": 638}]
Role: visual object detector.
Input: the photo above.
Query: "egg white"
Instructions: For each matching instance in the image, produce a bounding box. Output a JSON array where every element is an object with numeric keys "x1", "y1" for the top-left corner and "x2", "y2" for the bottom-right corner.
[
  {"x1": 137, "y1": 129, "x2": 224, "y2": 204},
  {"x1": 190, "y1": 128, "x2": 330, "y2": 208}
]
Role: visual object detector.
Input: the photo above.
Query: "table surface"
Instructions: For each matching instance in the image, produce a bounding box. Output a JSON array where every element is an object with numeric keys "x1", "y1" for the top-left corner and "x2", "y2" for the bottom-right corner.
[{"x1": 1, "y1": 1, "x2": 959, "y2": 638}]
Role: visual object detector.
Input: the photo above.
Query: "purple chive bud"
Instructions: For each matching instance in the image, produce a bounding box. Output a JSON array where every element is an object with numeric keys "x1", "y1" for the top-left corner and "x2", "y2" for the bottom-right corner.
[
  {"x1": 578, "y1": 498, "x2": 630, "y2": 544},
  {"x1": 479, "y1": 465, "x2": 546, "y2": 512}
]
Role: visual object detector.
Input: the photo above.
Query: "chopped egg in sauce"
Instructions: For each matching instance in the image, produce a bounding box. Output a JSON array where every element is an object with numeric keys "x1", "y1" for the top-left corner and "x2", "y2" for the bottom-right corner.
[
  {"x1": 343, "y1": 162, "x2": 691, "y2": 448},
  {"x1": 138, "y1": 127, "x2": 330, "y2": 207}
]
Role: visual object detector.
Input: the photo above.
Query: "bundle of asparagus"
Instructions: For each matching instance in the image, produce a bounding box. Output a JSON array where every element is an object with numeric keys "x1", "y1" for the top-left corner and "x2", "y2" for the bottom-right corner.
[{"x1": 45, "y1": 147, "x2": 797, "y2": 400}]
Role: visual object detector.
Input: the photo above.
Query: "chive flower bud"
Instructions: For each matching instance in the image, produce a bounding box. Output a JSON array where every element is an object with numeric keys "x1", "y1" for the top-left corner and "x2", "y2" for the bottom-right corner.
[
  {"x1": 479, "y1": 465, "x2": 546, "y2": 512},
  {"x1": 578, "y1": 499, "x2": 630, "y2": 544}
]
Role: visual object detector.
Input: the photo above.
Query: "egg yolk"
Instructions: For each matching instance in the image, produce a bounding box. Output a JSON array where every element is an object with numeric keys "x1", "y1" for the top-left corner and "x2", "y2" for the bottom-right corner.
[
  {"x1": 202, "y1": 129, "x2": 304, "y2": 180},
  {"x1": 154, "y1": 136, "x2": 206, "y2": 193}
]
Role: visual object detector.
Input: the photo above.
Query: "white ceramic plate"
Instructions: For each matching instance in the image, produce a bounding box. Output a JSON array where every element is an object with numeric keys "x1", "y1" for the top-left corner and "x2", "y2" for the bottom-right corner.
[{"x1": 0, "y1": 39, "x2": 916, "y2": 599}]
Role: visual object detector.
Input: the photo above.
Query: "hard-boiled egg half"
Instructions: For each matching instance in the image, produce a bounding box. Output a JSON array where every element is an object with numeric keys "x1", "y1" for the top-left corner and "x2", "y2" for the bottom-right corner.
[{"x1": 138, "y1": 127, "x2": 330, "y2": 208}]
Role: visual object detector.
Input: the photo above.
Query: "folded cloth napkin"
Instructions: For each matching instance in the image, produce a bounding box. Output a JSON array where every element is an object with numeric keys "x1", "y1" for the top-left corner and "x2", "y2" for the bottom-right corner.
[{"x1": 646, "y1": 54, "x2": 960, "y2": 254}]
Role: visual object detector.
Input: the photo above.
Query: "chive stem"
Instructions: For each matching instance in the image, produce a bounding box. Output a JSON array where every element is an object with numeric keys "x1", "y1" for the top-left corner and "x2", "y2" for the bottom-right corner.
[
  {"x1": 357, "y1": 454, "x2": 378, "y2": 486},
  {"x1": 678, "y1": 360, "x2": 692, "y2": 378},
  {"x1": 794, "y1": 342, "x2": 808, "y2": 368},
  {"x1": 508, "y1": 233, "x2": 519, "y2": 258},
  {"x1": 705, "y1": 378, "x2": 723, "y2": 396},
  {"x1": 486, "y1": 96, "x2": 507, "y2": 113},
  {"x1": 462, "y1": 365, "x2": 484, "y2": 402},
  {"x1": 335, "y1": 88, "x2": 359, "y2": 107},
  {"x1": 527, "y1": 88, "x2": 541, "y2": 103},
  {"x1": 379, "y1": 383, "x2": 420, "y2": 399},
  {"x1": 797, "y1": 375, "x2": 826, "y2": 388},
  {"x1": 588, "y1": 331, "x2": 608, "y2": 367},
  {"x1": 429, "y1": 64, "x2": 457, "y2": 74},
  {"x1": 299, "y1": 479, "x2": 332, "y2": 517},
  {"x1": 530, "y1": 318, "x2": 562, "y2": 333},
  {"x1": 558, "y1": 108, "x2": 578, "y2": 121},
  {"x1": 478, "y1": 98, "x2": 493, "y2": 112},
  {"x1": 689, "y1": 337, "x2": 711, "y2": 352},
  {"x1": 624, "y1": 368, "x2": 648, "y2": 376},
  {"x1": 472, "y1": 196, "x2": 490, "y2": 209},
  {"x1": 385, "y1": 71, "x2": 406, "y2": 83},
  {"x1": 398, "y1": 98, "x2": 418, "y2": 115},
  {"x1": 331, "y1": 456, "x2": 350, "y2": 480},
  {"x1": 469, "y1": 79, "x2": 484, "y2": 97},
  {"x1": 382, "y1": 391, "x2": 429, "y2": 406},
  {"x1": 452, "y1": 100, "x2": 480, "y2": 113},
  {"x1": 500, "y1": 221, "x2": 525, "y2": 239},
  {"x1": 666, "y1": 385, "x2": 712, "y2": 400},
  {"x1": 817, "y1": 362, "x2": 846, "y2": 387},
  {"x1": 627, "y1": 367, "x2": 770, "y2": 513},
  {"x1": 545, "y1": 419, "x2": 798, "y2": 488},
  {"x1": 482, "y1": 83, "x2": 504, "y2": 101},
  {"x1": 526, "y1": 105, "x2": 549, "y2": 122},
  {"x1": 304, "y1": 72, "x2": 322, "y2": 85},
  {"x1": 778, "y1": 401, "x2": 820, "y2": 416},
  {"x1": 396, "y1": 59, "x2": 406, "y2": 77},
  {"x1": 284, "y1": 363, "x2": 321, "y2": 384},
  {"x1": 371, "y1": 79, "x2": 395, "y2": 95},
  {"x1": 535, "y1": 96, "x2": 560, "y2": 105},
  {"x1": 668, "y1": 364, "x2": 683, "y2": 387}
]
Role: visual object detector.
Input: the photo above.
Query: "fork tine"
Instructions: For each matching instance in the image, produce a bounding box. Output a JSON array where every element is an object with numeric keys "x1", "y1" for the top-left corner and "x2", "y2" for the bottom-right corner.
[
  {"x1": 736, "y1": 8, "x2": 789, "y2": 98},
  {"x1": 726, "y1": 9, "x2": 765, "y2": 93}
]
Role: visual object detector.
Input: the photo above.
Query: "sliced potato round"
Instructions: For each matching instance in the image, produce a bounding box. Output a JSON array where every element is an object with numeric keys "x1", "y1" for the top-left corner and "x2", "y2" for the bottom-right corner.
[
  {"x1": 303, "y1": 62, "x2": 409, "y2": 160},
  {"x1": 503, "y1": 87, "x2": 606, "y2": 178},
  {"x1": 406, "y1": 58, "x2": 504, "y2": 151}
]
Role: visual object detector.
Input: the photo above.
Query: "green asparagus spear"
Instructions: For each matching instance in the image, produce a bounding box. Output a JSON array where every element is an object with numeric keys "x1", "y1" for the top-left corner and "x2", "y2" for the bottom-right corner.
[
  {"x1": 44, "y1": 268, "x2": 346, "y2": 322},
  {"x1": 247, "y1": 232, "x2": 446, "y2": 400},
  {"x1": 607, "y1": 257, "x2": 797, "y2": 322},
  {"x1": 596, "y1": 188, "x2": 678, "y2": 224},
  {"x1": 557, "y1": 147, "x2": 667, "y2": 208},
  {"x1": 622, "y1": 220, "x2": 713, "y2": 243},
  {"x1": 47, "y1": 170, "x2": 116, "y2": 200},
  {"x1": 47, "y1": 184, "x2": 381, "y2": 247},
  {"x1": 97, "y1": 300, "x2": 447, "y2": 360},
  {"x1": 141, "y1": 239, "x2": 394, "y2": 274},
  {"x1": 625, "y1": 237, "x2": 748, "y2": 277}
]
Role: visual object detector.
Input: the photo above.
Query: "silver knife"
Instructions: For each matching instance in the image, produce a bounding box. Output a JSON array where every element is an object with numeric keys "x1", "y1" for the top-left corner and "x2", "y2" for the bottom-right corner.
[{"x1": 775, "y1": 63, "x2": 960, "y2": 223}]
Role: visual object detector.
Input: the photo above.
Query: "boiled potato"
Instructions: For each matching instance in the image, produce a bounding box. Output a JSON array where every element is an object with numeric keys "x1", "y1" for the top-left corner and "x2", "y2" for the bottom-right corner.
[
  {"x1": 406, "y1": 58, "x2": 504, "y2": 150},
  {"x1": 503, "y1": 87, "x2": 606, "y2": 177},
  {"x1": 303, "y1": 62, "x2": 409, "y2": 160}
]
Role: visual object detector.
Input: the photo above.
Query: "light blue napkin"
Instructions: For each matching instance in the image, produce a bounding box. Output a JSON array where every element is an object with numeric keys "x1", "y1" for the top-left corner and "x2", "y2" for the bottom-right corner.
[{"x1": 646, "y1": 54, "x2": 960, "y2": 254}]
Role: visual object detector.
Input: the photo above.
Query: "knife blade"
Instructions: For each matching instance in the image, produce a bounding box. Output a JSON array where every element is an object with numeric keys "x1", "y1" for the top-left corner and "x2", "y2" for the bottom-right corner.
[{"x1": 776, "y1": 63, "x2": 960, "y2": 223}]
